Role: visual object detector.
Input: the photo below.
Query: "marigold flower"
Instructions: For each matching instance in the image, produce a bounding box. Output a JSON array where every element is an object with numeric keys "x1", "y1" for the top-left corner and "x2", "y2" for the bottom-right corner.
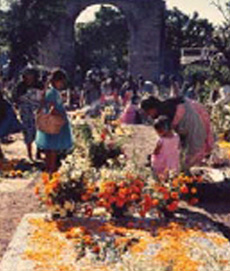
[
  {"x1": 172, "y1": 178, "x2": 179, "y2": 187},
  {"x1": 119, "y1": 181, "x2": 126, "y2": 188},
  {"x1": 44, "y1": 185, "x2": 53, "y2": 195},
  {"x1": 158, "y1": 187, "x2": 168, "y2": 194},
  {"x1": 108, "y1": 196, "x2": 116, "y2": 204},
  {"x1": 139, "y1": 209, "x2": 146, "y2": 218},
  {"x1": 131, "y1": 186, "x2": 141, "y2": 194},
  {"x1": 131, "y1": 193, "x2": 139, "y2": 201},
  {"x1": 152, "y1": 199, "x2": 159, "y2": 207},
  {"x1": 171, "y1": 192, "x2": 179, "y2": 200},
  {"x1": 116, "y1": 198, "x2": 125, "y2": 208},
  {"x1": 134, "y1": 179, "x2": 144, "y2": 188},
  {"x1": 42, "y1": 173, "x2": 49, "y2": 184},
  {"x1": 16, "y1": 170, "x2": 23, "y2": 177},
  {"x1": 83, "y1": 235, "x2": 93, "y2": 245},
  {"x1": 167, "y1": 201, "x2": 178, "y2": 212},
  {"x1": 81, "y1": 194, "x2": 90, "y2": 201},
  {"x1": 10, "y1": 170, "x2": 16, "y2": 177},
  {"x1": 118, "y1": 189, "x2": 127, "y2": 199},
  {"x1": 189, "y1": 198, "x2": 199, "y2": 205},
  {"x1": 191, "y1": 187, "x2": 197, "y2": 194},
  {"x1": 52, "y1": 172, "x2": 60, "y2": 179},
  {"x1": 92, "y1": 245, "x2": 100, "y2": 254},
  {"x1": 163, "y1": 193, "x2": 170, "y2": 200},
  {"x1": 180, "y1": 185, "x2": 189, "y2": 194},
  {"x1": 34, "y1": 185, "x2": 40, "y2": 196}
]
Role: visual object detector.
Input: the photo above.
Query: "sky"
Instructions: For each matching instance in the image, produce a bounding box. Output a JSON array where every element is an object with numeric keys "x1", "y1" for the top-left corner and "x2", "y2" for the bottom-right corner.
[{"x1": 77, "y1": 0, "x2": 226, "y2": 25}]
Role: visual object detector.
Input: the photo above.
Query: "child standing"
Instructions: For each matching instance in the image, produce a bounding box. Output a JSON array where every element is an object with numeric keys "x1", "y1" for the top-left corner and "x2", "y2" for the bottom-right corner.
[
  {"x1": 35, "y1": 69, "x2": 73, "y2": 173},
  {"x1": 120, "y1": 95, "x2": 142, "y2": 124},
  {"x1": 151, "y1": 116, "x2": 180, "y2": 179}
]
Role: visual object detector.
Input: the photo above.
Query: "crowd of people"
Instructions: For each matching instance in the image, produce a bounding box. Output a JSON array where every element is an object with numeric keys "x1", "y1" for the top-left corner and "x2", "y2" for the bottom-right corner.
[{"x1": 1, "y1": 65, "x2": 229, "y2": 176}]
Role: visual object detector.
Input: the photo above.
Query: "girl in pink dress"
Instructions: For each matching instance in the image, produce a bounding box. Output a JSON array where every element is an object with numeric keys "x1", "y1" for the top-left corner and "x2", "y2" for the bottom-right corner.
[{"x1": 151, "y1": 116, "x2": 180, "y2": 179}]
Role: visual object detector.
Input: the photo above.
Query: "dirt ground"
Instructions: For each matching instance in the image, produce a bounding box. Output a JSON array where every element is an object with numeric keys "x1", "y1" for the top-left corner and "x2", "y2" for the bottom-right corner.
[
  {"x1": 0, "y1": 134, "x2": 42, "y2": 259},
  {"x1": 1, "y1": 129, "x2": 230, "y2": 261}
]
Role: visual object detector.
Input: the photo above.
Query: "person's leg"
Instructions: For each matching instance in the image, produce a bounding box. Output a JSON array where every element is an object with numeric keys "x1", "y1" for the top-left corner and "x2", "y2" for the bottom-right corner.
[
  {"x1": 27, "y1": 142, "x2": 33, "y2": 161},
  {"x1": 45, "y1": 150, "x2": 57, "y2": 173},
  {"x1": 0, "y1": 144, "x2": 4, "y2": 160},
  {"x1": 49, "y1": 151, "x2": 58, "y2": 173},
  {"x1": 36, "y1": 148, "x2": 42, "y2": 160}
]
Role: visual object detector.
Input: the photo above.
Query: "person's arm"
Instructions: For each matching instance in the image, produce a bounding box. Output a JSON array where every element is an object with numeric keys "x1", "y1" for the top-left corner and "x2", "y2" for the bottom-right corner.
[{"x1": 153, "y1": 139, "x2": 163, "y2": 155}]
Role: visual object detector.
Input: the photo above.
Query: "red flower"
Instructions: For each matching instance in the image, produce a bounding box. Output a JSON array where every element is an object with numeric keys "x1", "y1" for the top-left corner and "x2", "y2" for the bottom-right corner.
[
  {"x1": 100, "y1": 133, "x2": 106, "y2": 141},
  {"x1": 139, "y1": 209, "x2": 146, "y2": 218},
  {"x1": 158, "y1": 187, "x2": 168, "y2": 194},
  {"x1": 180, "y1": 185, "x2": 189, "y2": 194},
  {"x1": 189, "y1": 198, "x2": 199, "y2": 205},
  {"x1": 166, "y1": 201, "x2": 178, "y2": 212},
  {"x1": 163, "y1": 193, "x2": 170, "y2": 200},
  {"x1": 171, "y1": 192, "x2": 179, "y2": 200}
]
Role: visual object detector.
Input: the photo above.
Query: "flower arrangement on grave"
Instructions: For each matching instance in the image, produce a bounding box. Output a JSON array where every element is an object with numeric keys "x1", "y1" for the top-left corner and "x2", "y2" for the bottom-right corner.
[
  {"x1": 211, "y1": 103, "x2": 230, "y2": 135},
  {"x1": 208, "y1": 135, "x2": 230, "y2": 166},
  {"x1": 24, "y1": 216, "x2": 230, "y2": 271},
  {"x1": 73, "y1": 121, "x2": 127, "y2": 169},
  {"x1": 0, "y1": 159, "x2": 33, "y2": 178},
  {"x1": 34, "y1": 162, "x2": 97, "y2": 219},
  {"x1": 95, "y1": 167, "x2": 202, "y2": 219},
  {"x1": 35, "y1": 164, "x2": 202, "y2": 219},
  {"x1": 96, "y1": 167, "x2": 147, "y2": 218},
  {"x1": 150, "y1": 173, "x2": 202, "y2": 217}
]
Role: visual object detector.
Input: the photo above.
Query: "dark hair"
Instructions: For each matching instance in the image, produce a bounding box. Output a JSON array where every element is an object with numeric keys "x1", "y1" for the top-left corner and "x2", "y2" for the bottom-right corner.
[
  {"x1": 141, "y1": 96, "x2": 184, "y2": 122},
  {"x1": 141, "y1": 96, "x2": 161, "y2": 111},
  {"x1": 131, "y1": 95, "x2": 139, "y2": 105},
  {"x1": 154, "y1": 115, "x2": 171, "y2": 131},
  {"x1": 50, "y1": 68, "x2": 67, "y2": 84}
]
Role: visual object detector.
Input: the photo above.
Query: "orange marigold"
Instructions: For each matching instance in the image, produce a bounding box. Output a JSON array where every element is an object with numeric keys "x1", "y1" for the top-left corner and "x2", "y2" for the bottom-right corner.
[
  {"x1": 152, "y1": 199, "x2": 159, "y2": 207},
  {"x1": 191, "y1": 187, "x2": 197, "y2": 194},
  {"x1": 171, "y1": 192, "x2": 179, "y2": 200},
  {"x1": 180, "y1": 185, "x2": 189, "y2": 194}
]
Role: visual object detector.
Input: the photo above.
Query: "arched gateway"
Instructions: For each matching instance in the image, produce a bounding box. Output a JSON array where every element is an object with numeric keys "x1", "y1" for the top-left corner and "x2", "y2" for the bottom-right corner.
[{"x1": 39, "y1": 0, "x2": 165, "y2": 80}]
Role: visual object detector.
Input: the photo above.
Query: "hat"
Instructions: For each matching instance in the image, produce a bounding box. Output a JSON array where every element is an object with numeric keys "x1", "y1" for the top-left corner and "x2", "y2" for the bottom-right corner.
[{"x1": 143, "y1": 81, "x2": 154, "y2": 93}]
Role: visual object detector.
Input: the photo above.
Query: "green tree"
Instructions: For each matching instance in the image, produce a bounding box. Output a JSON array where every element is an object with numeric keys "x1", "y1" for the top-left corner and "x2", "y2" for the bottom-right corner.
[
  {"x1": 210, "y1": 1, "x2": 230, "y2": 83},
  {"x1": 75, "y1": 5, "x2": 129, "y2": 72},
  {"x1": 6, "y1": 0, "x2": 66, "y2": 78},
  {"x1": 166, "y1": 8, "x2": 214, "y2": 49},
  {"x1": 0, "y1": 10, "x2": 9, "y2": 47}
]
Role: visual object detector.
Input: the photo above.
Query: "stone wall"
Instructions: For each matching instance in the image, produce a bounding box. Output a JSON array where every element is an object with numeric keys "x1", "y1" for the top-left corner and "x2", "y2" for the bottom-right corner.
[{"x1": 38, "y1": 0, "x2": 165, "y2": 81}]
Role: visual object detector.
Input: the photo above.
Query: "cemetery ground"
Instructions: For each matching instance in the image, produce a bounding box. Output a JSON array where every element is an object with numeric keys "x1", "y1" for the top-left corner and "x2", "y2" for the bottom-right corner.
[{"x1": 1, "y1": 129, "x2": 230, "y2": 269}]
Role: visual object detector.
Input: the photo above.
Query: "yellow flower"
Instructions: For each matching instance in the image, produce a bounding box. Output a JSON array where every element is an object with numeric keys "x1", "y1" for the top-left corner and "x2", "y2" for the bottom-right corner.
[
  {"x1": 115, "y1": 127, "x2": 124, "y2": 136},
  {"x1": 64, "y1": 201, "x2": 74, "y2": 211},
  {"x1": 59, "y1": 208, "x2": 67, "y2": 218},
  {"x1": 16, "y1": 170, "x2": 23, "y2": 177},
  {"x1": 52, "y1": 172, "x2": 60, "y2": 179}
]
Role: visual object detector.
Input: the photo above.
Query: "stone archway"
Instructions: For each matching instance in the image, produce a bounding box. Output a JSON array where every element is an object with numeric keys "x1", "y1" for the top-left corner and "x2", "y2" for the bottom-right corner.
[{"x1": 38, "y1": 0, "x2": 165, "y2": 81}]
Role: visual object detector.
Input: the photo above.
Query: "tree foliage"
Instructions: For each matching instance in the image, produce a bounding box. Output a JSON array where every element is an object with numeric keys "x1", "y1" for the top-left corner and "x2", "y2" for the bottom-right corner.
[
  {"x1": 1, "y1": 2, "x2": 216, "y2": 77},
  {"x1": 210, "y1": 1, "x2": 230, "y2": 82},
  {"x1": 0, "y1": 9, "x2": 9, "y2": 47},
  {"x1": 75, "y1": 5, "x2": 129, "y2": 72},
  {"x1": 6, "y1": 0, "x2": 66, "y2": 77},
  {"x1": 166, "y1": 8, "x2": 214, "y2": 49}
]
